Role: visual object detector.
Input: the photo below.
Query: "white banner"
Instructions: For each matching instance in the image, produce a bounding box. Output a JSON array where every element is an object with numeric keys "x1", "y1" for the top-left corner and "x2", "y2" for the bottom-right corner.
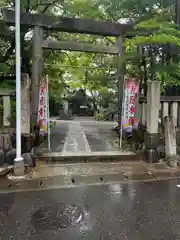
[{"x1": 37, "y1": 80, "x2": 48, "y2": 135}]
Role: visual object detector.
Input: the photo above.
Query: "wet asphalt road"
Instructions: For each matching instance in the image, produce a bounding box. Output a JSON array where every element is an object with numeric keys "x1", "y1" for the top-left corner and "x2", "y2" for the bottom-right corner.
[{"x1": 1, "y1": 179, "x2": 180, "y2": 239}]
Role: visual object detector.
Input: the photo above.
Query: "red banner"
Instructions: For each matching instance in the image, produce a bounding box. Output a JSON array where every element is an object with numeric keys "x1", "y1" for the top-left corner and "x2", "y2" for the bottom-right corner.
[{"x1": 122, "y1": 78, "x2": 139, "y2": 129}]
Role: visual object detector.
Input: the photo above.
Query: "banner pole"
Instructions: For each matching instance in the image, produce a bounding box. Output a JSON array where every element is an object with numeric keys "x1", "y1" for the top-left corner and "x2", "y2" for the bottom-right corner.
[
  {"x1": 119, "y1": 78, "x2": 125, "y2": 149},
  {"x1": 14, "y1": 0, "x2": 24, "y2": 176},
  {"x1": 46, "y1": 75, "x2": 51, "y2": 152}
]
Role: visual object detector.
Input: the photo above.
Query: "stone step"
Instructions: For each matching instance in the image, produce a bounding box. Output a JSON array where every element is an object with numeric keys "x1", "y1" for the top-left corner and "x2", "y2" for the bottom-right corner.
[{"x1": 37, "y1": 151, "x2": 142, "y2": 163}]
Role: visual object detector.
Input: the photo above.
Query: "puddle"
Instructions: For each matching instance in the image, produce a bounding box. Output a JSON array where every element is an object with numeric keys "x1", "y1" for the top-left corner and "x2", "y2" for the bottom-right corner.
[{"x1": 32, "y1": 203, "x2": 83, "y2": 231}]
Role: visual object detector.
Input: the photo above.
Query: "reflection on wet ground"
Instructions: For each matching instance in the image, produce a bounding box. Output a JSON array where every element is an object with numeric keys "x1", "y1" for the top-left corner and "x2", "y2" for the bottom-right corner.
[
  {"x1": 1, "y1": 161, "x2": 180, "y2": 195},
  {"x1": 1, "y1": 179, "x2": 180, "y2": 239},
  {"x1": 32, "y1": 203, "x2": 83, "y2": 230}
]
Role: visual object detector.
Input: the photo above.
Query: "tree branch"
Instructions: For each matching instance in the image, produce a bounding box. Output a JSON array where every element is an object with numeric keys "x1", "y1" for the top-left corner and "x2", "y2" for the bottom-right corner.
[
  {"x1": 0, "y1": 0, "x2": 31, "y2": 64},
  {"x1": 32, "y1": 0, "x2": 60, "y2": 13},
  {"x1": 42, "y1": 0, "x2": 58, "y2": 13},
  {"x1": 26, "y1": 0, "x2": 31, "y2": 12},
  {"x1": 105, "y1": 37, "x2": 115, "y2": 45},
  {"x1": 43, "y1": 51, "x2": 53, "y2": 61},
  {"x1": 0, "y1": 0, "x2": 58, "y2": 66},
  {"x1": 62, "y1": 52, "x2": 73, "y2": 65}
]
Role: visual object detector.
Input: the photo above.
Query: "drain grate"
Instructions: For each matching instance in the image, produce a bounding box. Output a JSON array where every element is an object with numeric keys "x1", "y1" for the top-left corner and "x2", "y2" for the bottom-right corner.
[{"x1": 32, "y1": 203, "x2": 83, "y2": 230}]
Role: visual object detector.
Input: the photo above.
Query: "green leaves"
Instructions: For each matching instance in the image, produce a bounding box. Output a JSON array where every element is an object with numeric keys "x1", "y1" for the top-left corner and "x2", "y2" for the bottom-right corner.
[
  {"x1": 0, "y1": 0, "x2": 180, "y2": 102},
  {"x1": 125, "y1": 34, "x2": 180, "y2": 47},
  {"x1": 123, "y1": 2, "x2": 180, "y2": 86}
]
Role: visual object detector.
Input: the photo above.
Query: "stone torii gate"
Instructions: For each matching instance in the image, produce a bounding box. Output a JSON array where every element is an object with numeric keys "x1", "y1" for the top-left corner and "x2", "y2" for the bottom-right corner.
[{"x1": 1, "y1": 8, "x2": 133, "y2": 137}]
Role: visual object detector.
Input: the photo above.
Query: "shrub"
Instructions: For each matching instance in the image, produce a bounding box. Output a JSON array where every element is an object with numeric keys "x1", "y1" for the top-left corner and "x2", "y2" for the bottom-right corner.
[{"x1": 94, "y1": 113, "x2": 104, "y2": 120}]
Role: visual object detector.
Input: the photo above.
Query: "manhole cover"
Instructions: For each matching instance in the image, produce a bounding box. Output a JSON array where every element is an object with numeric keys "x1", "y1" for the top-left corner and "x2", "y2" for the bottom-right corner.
[{"x1": 32, "y1": 203, "x2": 83, "y2": 230}]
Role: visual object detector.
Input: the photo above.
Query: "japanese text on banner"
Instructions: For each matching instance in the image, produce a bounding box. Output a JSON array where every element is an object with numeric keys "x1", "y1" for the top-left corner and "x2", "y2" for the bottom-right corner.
[
  {"x1": 37, "y1": 83, "x2": 48, "y2": 135},
  {"x1": 122, "y1": 78, "x2": 139, "y2": 130}
]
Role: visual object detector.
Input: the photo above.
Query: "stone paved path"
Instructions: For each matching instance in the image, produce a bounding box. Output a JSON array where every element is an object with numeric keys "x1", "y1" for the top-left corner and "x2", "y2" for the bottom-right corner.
[
  {"x1": 37, "y1": 117, "x2": 128, "y2": 155},
  {"x1": 62, "y1": 121, "x2": 91, "y2": 155}
]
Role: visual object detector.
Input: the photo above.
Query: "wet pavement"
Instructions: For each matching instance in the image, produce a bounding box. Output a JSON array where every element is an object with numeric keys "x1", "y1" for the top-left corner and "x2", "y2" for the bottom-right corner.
[
  {"x1": 32, "y1": 162, "x2": 149, "y2": 178},
  {"x1": 1, "y1": 179, "x2": 180, "y2": 239},
  {"x1": 37, "y1": 118, "x2": 120, "y2": 154}
]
